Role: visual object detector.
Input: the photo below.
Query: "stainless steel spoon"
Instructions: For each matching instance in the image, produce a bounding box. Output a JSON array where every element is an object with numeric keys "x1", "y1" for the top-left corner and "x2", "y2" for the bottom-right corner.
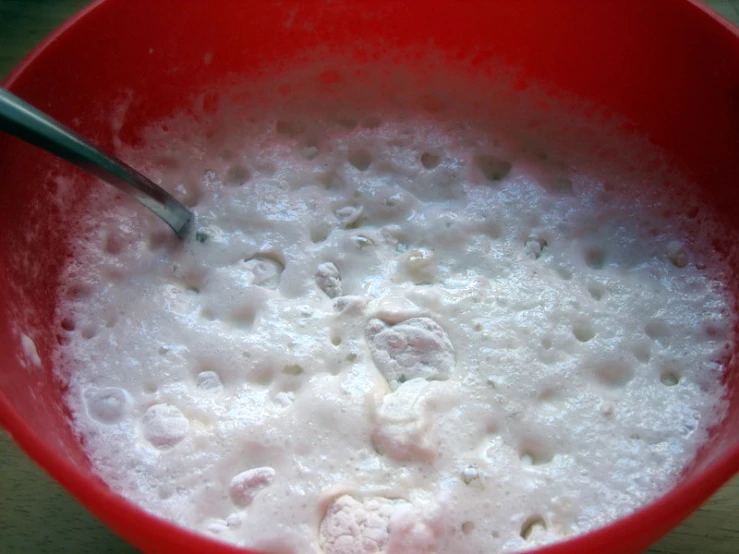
[{"x1": 0, "y1": 87, "x2": 192, "y2": 237}]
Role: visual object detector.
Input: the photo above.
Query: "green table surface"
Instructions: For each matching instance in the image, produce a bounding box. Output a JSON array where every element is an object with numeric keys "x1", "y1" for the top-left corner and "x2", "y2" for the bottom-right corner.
[{"x1": 1, "y1": 1, "x2": 738, "y2": 553}]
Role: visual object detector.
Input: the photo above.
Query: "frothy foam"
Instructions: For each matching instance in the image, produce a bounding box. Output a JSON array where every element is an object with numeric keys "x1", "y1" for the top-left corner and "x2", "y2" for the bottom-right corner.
[{"x1": 52, "y1": 62, "x2": 734, "y2": 554}]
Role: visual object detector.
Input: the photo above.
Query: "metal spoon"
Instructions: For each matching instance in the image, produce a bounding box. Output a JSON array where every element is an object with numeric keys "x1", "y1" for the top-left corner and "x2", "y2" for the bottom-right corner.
[{"x1": 0, "y1": 87, "x2": 193, "y2": 237}]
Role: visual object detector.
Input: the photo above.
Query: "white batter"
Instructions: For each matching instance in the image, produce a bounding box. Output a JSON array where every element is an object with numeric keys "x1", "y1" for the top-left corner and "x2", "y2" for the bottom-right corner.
[{"x1": 56, "y1": 114, "x2": 733, "y2": 554}]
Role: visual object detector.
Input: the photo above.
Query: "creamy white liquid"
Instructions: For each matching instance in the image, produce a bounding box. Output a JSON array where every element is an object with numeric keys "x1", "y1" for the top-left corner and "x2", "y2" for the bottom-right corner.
[{"x1": 56, "y1": 114, "x2": 732, "y2": 554}]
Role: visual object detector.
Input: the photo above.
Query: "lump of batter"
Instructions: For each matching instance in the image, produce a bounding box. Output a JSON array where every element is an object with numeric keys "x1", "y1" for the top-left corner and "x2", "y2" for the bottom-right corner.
[
  {"x1": 524, "y1": 236, "x2": 547, "y2": 260},
  {"x1": 666, "y1": 240, "x2": 689, "y2": 268},
  {"x1": 141, "y1": 403, "x2": 189, "y2": 449},
  {"x1": 229, "y1": 467, "x2": 276, "y2": 507},
  {"x1": 319, "y1": 495, "x2": 410, "y2": 554},
  {"x1": 366, "y1": 317, "x2": 454, "y2": 390},
  {"x1": 372, "y1": 378, "x2": 436, "y2": 462},
  {"x1": 316, "y1": 262, "x2": 343, "y2": 298},
  {"x1": 398, "y1": 249, "x2": 436, "y2": 285}
]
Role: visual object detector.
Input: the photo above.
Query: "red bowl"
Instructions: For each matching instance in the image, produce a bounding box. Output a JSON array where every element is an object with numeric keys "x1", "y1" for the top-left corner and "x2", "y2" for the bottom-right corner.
[{"x1": 1, "y1": 1, "x2": 738, "y2": 553}]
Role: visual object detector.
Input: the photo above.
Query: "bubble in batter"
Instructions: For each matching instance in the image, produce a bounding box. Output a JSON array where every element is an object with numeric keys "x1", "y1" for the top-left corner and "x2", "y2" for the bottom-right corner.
[
  {"x1": 85, "y1": 387, "x2": 129, "y2": 424},
  {"x1": 335, "y1": 206, "x2": 364, "y2": 229},
  {"x1": 474, "y1": 154, "x2": 512, "y2": 182},
  {"x1": 196, "y1": 370, "x2": 223, "y2": 391},
  {"x1": 243, "y1": 255, "x2": 284, "y2": 289}
]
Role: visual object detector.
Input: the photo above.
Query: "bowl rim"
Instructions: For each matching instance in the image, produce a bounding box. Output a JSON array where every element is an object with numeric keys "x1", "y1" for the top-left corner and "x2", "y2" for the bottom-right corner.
[{"x1": 1, "y1": 1, "x2": 738, "y2": 553}]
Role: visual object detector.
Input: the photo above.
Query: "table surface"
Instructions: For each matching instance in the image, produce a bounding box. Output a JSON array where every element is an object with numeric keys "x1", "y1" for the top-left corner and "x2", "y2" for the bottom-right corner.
[{"x1": 1, "y1": 1, "x2": 738, "y2": 553}]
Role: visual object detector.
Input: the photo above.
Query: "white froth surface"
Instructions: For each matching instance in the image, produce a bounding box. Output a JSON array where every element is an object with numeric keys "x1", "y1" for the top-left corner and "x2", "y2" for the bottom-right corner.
[{"x1": 56, "y1": 116, "x2": 733, "y2": 554}]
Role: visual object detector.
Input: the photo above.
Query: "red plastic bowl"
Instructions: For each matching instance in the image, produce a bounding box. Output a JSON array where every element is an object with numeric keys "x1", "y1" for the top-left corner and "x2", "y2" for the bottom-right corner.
[{"x1": 1, "y1": 1, "x2": 738, "y2": 553}]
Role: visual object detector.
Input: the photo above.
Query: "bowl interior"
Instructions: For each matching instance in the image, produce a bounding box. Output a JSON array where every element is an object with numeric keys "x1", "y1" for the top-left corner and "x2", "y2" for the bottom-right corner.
[{"x1": 0, "y1": 1, "x2": 738, "y2": 553}]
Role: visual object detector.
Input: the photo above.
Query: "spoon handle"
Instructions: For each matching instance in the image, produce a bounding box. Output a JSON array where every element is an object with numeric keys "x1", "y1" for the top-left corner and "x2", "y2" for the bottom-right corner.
[{"x1": 0, "y1": 87, "x2": 192, "y2": 237}]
